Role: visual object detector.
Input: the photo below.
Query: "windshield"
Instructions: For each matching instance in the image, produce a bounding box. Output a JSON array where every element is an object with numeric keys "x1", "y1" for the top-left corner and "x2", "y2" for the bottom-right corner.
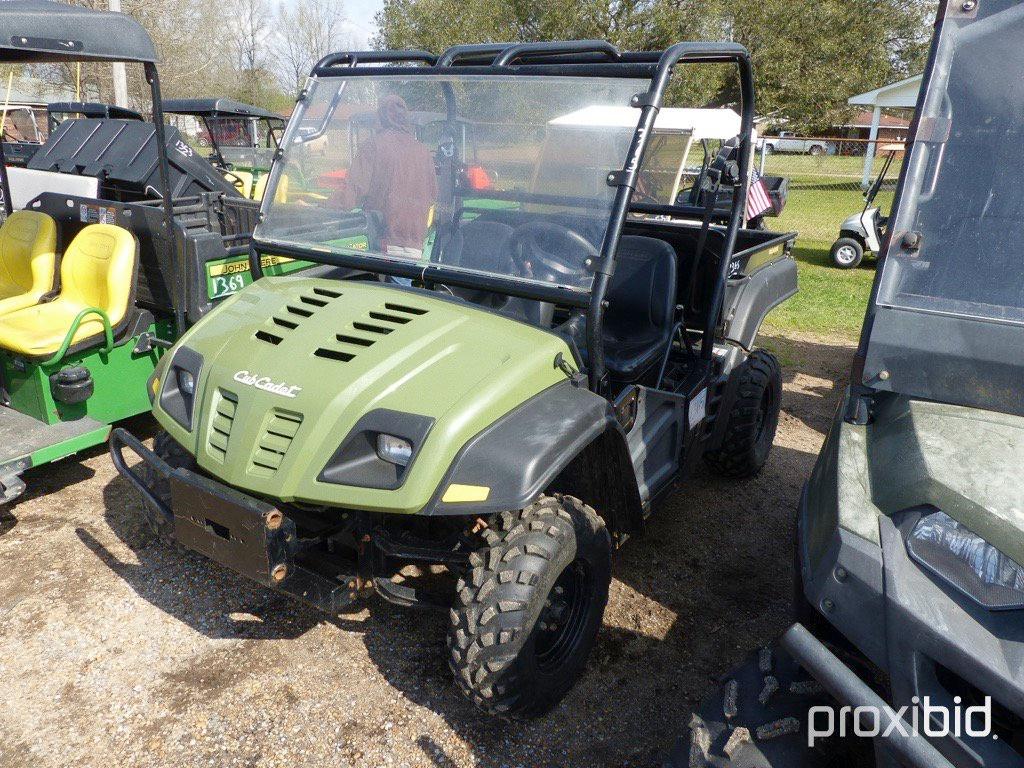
[
  {"x1": 258, "y1": 74, "x2": 648, "y2": 293},
  {"x1": 875, "y1": 1, "x2": 1024, "y2": 326}
]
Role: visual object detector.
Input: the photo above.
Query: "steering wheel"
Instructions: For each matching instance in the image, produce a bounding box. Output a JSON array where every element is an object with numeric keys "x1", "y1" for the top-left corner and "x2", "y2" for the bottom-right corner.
[{"x1": 507, "y1": 221, "x2": 600, "y2": 282}]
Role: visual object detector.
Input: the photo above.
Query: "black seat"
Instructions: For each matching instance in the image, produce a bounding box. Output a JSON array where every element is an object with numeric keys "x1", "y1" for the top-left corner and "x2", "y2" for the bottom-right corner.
[
  {"x1": 437, "y1": 219, "x2": 555, "y2": 326},
  {"x1": 438, "y1": 219, "x2": 515, "y2": 271},
  {"x1": 600, "y1": 235, "x2": 678, "y2": 380}
]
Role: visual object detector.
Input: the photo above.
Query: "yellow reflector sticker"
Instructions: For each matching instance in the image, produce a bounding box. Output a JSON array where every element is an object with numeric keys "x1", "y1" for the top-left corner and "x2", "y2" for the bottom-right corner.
[
  {"x1": 150, "y1": 376, "x2": 160, "y2": 394},
  {"x1": 442, "y1": 484, "x2": 490, "y2": 503}
]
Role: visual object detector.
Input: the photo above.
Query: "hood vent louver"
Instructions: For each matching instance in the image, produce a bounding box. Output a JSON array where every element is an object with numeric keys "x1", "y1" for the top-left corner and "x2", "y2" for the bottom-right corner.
[
  {"x1": 353, "y1": 321, "x2": 392, "y2": 335},
  {"x1": 286, "y1": 304, "x2": 313, "y2": 318},
  {"x1": 250, "y1": 409, "x2": 304, "y2": 475},
  {"x1": 255, "y1": 330, "x2": 283, "y2": 345},
  {"x1": 368, "y1": 310, "x2": 411, "y2": 324},
  {"x1": 255, "y1": 286, "x2": 342, "y2": 345},
  {"x1": 207, "y1": 389, "x2": 238, "y2": 462},
  {"x1": 384, "y1": 302, "x2": 427, "y2": 316},
  {"x1": 312, "y1": 301, "x2": 430, "y2": 364},
  {"x1": 314, "y1": 348, "x2": 355, "y2": 362}
]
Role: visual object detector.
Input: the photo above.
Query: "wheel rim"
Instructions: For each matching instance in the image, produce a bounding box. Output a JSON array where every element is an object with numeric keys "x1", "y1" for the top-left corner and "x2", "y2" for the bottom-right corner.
[
  {"x1": 534, "y1": 559, "x2": 593, "y2": 673},
  {"x1": 835, "y1": 245, "x2": 858, "y2": 265}
]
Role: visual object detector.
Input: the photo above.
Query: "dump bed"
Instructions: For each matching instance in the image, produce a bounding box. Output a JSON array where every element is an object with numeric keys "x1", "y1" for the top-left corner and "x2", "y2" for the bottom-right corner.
[{"x1": 29, "y1": 119, "x2": 240, "y2": 202}]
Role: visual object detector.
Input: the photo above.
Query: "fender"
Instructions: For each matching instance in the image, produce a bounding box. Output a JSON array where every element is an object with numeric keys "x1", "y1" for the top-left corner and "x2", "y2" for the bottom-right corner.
[
  {"x1": 722, "y1": 254, "x2": 798, "y2": 350},
  {"x1": 422, "y1": 380, "x2": 644, "y2": 536}
]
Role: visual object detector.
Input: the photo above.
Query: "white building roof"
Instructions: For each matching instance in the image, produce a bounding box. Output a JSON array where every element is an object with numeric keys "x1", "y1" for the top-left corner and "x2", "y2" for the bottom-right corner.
[
  {"x1": 848, "y1": 74, "x2": 923, "y2": 109},
  {"x1": 549, "y1": 106, "x2": 742, "y2": 140}
]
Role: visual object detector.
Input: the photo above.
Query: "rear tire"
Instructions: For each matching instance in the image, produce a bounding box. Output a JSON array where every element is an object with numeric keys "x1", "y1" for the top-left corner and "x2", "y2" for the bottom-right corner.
[
  {"x1": 447, "y1": 495, "x2": 611, "y2": 717},
  {"x1": 139, "y1": 430, "x2": 194, "y2": 544},
  {"x1": 830, "y1": 237, "x2": 864, "y2": 269},
  {"x1": 704, "y1": 351, "x2": 783, "y2": 479}
]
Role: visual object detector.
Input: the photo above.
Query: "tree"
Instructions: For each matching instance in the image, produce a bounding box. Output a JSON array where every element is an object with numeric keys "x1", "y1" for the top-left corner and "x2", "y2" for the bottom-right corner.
[
  {"x1": 223, "y1": 0, "x2": 277, "y2": 106},
  {"x1": 374, "y1": 0, "x2": 938, "y2": 131},
  {"x1": 276, "y1": 0, "x2": 353, "y2": 96},
  {"x1": 723, "y1": 0, "x2": 935, "y2": 130},
  {"x1": 29, "y1": 0, "x2": 253, "y2": 112}
]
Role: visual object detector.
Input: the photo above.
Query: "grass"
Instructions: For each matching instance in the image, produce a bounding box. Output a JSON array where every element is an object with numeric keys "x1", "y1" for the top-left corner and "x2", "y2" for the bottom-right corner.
[
  {"x1": 749, "y1": 153, "x2": 898, "y2": 340},
  {"x1": 763, "y1": 242, "x2": 876, "y2": 341}
]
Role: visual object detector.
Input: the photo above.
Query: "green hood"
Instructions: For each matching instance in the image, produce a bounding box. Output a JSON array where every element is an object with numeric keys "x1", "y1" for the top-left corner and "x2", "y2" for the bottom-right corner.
[
  {"x1": 808, "y1": 392, "x2": 1024, "y2": 568},
  {"x1": 156, "y1": 277, "x2": 573, "y2": 513}
]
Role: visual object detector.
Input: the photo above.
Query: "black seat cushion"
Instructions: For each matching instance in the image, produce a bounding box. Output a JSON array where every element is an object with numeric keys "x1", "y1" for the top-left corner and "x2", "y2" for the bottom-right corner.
[
  {"x1": 438, "y1": 219, "x2": 515, "y2": 271},
  {"x1": 436, "y1": 219, "x2": 555, "y2": 327},
  {"x1": 601, "y1": 235, "x2": 678, "y2": 380}
]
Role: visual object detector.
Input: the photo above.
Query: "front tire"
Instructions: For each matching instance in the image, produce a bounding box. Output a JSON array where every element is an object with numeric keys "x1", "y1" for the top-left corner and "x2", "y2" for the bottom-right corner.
[
  {"x1": 447, "y1": 495, "x2": 611, "y2": 717},
  {"x1": 704, "y1": 350, "x2": 783, "y2": 479},
  {"x1": 830, "y1": 237, "x2": 864, "y2": 269},
  {"x1": 138, "y1": 431, "x2": 194, "y2": 544}
]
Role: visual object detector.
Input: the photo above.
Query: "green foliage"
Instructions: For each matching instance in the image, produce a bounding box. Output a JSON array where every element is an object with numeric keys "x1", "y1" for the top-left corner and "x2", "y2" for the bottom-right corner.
[{"x1": 374, "y1": 0, "x2": 937, "y2": 130}]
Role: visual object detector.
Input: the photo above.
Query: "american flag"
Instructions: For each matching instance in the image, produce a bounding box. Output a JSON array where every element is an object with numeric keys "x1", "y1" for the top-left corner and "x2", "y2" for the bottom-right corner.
[{"x1": 746, "y1": 171, "x2": 774, "y2": 219}]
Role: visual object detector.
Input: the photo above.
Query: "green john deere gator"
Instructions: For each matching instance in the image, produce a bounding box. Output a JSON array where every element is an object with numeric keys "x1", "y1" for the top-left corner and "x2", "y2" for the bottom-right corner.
[
  {"x1": 113, "y1": 40, "x2": 798, "y2": 716},
  {"x1": 0, "y1": 1, "x2": 270, "y2": 506}
]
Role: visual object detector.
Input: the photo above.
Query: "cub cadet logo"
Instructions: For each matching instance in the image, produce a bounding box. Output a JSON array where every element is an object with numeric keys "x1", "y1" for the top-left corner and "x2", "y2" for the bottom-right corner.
[{"x1": 233, "y1": 370, "x2": 302, "y2": 398}]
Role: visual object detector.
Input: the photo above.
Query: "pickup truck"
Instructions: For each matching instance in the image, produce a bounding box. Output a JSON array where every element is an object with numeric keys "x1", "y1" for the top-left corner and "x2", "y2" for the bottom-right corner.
[{"x1": 762, "y1": 131, "x2": 837, "y2": 156}]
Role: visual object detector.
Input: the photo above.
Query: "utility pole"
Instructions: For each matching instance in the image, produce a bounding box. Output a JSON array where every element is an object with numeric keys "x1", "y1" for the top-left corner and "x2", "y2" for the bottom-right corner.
[{"x1": 108, "y1": 0, "x2": 130, "y2": 108}]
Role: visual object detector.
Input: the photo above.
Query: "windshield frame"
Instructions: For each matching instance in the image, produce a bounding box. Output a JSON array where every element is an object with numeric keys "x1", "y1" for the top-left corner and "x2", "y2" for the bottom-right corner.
[
  {"x1": 852, "y1": 0, "x2": 1024, "y2": 418},
  {"x1": 250, "y1": 42, "x2": 756, "y2": 389}
]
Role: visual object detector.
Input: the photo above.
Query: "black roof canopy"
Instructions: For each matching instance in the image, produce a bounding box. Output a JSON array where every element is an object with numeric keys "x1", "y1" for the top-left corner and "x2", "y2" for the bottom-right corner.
[
  {"x1": 0, "y1": 0, "x2": 158, "y2": 63},
  {"x1": 162, "y1": 98, "x2": 284, "y2": 121},
  {"x1": 48, "y1": 102, "x2": 143, "y2": 121}
]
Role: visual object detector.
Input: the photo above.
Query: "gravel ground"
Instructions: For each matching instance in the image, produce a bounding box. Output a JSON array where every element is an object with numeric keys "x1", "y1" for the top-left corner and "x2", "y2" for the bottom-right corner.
[{"x1": 0, "y1": 330, "x2": 853, "y2": 768}]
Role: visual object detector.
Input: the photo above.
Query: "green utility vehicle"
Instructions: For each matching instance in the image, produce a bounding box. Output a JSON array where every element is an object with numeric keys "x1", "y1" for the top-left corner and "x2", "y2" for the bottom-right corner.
[
  {"x1": 678, "y1": 2, "x2": 1024, "y2": 766},
  {"x1": 0, "y1": 1, "x2": 266, "y2": 505},
  {"x1": 113, "y1": 40, "x2": 798, "y2": 716},
  {"x1": 163, "y1": 98, "x2": 287, "y2": 199}
]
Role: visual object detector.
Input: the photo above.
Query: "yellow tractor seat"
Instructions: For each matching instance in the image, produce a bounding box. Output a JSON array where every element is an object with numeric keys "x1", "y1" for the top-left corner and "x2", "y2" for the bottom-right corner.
[
  {"x1": 0, "y1": 224, "x2": 138, "y2": 359},
  {"x1": 0, "y1": 210, "x2": 58, "y2": 317},
  {"x1": 253, "y1": 172, "x2": 289, "y2": 203},
  {"x1": 225, "y1": 169, "x2": 254, "y2": 199}
]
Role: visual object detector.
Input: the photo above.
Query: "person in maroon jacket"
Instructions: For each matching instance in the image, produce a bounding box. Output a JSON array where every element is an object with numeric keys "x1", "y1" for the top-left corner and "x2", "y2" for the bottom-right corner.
[{"x1": 332, "y1": 95, "x2": 437, "y2": 258}]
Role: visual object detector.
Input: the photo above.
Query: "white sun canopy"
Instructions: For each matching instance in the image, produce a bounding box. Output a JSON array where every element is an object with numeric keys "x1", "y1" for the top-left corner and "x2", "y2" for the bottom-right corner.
[{"x1": 548, "y1": 106, "x2": 742, "y2": 140}]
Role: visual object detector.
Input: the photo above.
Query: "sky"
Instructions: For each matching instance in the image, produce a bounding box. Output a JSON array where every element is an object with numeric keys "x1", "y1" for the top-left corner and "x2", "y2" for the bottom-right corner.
[
  {"x1": 344, "y1": 0, "x2": 384, "y2": 45},
  {"x1": 279, "y1": 0, "x2": 384, "y2": 48}
]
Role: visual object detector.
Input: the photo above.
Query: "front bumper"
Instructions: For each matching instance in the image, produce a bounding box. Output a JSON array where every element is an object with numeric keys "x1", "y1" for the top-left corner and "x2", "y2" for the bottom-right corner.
[
  {"x1": 799, "y1": 487, "x2": 1024, "y2": 767},
  {"x1": 109, "y1": 428, "x2": 359, "y2": 613},
  {"x1": 780, "y1": 624, "x2": 954, "y2": 768}
]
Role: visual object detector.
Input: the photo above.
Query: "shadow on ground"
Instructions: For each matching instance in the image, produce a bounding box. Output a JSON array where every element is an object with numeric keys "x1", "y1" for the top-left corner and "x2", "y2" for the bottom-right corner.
[{"x1": 0, "y1": 414, "x2": 157, "y2": 539}]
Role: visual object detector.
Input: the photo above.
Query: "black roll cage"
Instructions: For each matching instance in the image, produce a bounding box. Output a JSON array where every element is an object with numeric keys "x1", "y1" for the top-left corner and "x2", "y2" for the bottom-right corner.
[
  {"x1": 250, "y1": 40, "x2": 755, "y2": 393},
  {"x1": 163, "y1": 100, "x2": 287, "y2": 171}
]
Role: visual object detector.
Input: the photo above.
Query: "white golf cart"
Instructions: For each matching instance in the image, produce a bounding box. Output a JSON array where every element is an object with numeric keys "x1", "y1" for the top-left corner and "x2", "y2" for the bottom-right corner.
[{"x1": 829, "y1": 143, "x2": 903, "y2": 268}]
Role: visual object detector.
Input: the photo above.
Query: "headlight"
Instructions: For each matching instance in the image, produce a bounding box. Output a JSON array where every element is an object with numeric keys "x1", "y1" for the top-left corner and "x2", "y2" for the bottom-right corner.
[
  {"x1": 377, "y1": 434, "x2": 413, "y2": 466},
  {"x1": 319, "y1": 410, "x2": 434, "y2": 490},
  {"x1": 159, "y1": 347, "x2": 204, "y2": 431},
  {"x1": 906, "y1": 509, "x2": 1024, "y2": 611},
  {"x1": 178, "y1": 369, "x2": 196, "y2": 396}
]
